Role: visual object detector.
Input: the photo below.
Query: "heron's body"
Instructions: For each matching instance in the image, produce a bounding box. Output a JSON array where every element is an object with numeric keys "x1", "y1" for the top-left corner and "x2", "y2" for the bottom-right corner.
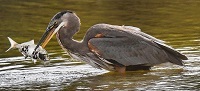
[{"x1": 35, "y1": 11, "x2": 188, "y2": 73}]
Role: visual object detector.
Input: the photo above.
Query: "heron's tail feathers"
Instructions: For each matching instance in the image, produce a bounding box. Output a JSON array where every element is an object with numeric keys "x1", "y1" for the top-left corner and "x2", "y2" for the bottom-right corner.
[
  {"x1": 6, "y1": 37, "x2": 18, "y2": 52},
  {"x1": 155, "y1": 42, "x2": 188, "y2": 65}
]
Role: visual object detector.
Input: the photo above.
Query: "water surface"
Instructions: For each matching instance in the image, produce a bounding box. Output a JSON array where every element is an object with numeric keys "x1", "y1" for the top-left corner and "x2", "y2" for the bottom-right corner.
[{"x1": 0, "y1": 0, "x2": 199, "y2": 90}]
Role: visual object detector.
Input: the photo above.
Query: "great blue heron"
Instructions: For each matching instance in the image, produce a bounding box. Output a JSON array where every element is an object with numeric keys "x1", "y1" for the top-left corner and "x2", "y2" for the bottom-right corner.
[{"x1": 34, "y1": 10, "x2": 187, "y2": 73}]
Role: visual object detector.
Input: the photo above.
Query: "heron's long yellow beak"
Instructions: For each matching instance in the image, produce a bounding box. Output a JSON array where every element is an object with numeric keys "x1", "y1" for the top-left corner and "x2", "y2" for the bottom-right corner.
[
  {"x1": 41, "y1": 30, "x2": 56, "y2": 48},
  {"x1": 35, "y1": 22, "x2": 66, "y2": 51}
]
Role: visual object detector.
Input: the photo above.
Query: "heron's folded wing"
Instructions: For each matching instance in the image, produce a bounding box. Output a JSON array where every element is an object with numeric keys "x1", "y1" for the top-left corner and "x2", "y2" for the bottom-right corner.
[{"x1": 88, "y1": 37, "x2": 175, "y2": 66}]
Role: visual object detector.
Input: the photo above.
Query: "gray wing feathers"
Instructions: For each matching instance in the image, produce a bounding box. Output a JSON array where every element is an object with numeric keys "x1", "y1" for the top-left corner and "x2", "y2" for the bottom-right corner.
[
  {"x1": 89, "y1": 37, "x2": 172, "y2": 66},
  {"x1": 121, "y1": 26, "x2": 165, "y2": 43},
  {"x1": 155, "y1": 41, "x2": 188, "y2": 60},
  {"x1": 87, "y1": 24, "x2": 186, "y2": 66},
  {"x1": 122, "y1": 26, "x2": 141, "y2": 31}
]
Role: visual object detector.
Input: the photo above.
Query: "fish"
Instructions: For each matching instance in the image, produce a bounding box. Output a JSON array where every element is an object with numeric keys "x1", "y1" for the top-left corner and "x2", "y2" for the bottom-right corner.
[{"x1": 5, "y1": 37, "x2": 49, "y2": 63}]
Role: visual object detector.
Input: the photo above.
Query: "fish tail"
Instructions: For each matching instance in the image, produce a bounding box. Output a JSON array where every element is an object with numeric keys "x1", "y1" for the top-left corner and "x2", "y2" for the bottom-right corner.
[{"x1": 5, "y1": 37, "x2": 18, "y2": 52}]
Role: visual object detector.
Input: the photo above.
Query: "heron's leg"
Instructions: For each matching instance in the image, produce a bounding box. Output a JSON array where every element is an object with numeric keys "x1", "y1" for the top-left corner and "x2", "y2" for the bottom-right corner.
[{"x1": 115, "y1": 66, "x2": 126, "y2": 73}]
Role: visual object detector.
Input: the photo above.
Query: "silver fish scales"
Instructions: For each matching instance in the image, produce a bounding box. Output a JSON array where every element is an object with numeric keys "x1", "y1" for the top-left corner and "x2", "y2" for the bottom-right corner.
[{"x1": 6, "y1": 37, "x2": 49, "y2": 63}]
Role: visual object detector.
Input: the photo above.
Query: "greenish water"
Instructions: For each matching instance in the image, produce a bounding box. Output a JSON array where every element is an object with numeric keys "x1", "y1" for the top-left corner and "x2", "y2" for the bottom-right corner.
[{"x1": 0, "y1": 0, "x2": 199, "y2": 90}]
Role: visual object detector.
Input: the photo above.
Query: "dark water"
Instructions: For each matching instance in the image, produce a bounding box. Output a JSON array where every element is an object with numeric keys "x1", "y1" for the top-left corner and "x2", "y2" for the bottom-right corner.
[{"x1": 0, "y1": 0, "x2": 199, "y2": 90}]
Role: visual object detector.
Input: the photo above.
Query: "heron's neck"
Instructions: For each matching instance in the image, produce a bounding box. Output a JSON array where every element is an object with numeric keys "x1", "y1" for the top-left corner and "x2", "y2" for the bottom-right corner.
[{"x1": 56, "y1": 28, "x2": 88, "y2": 53}]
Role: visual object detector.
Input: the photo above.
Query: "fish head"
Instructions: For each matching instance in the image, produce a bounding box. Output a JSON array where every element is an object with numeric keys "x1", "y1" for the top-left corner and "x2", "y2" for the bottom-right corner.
[
  {"x1": 38, "y1": 53, "x2": 50, "y2": 61},
  {"x1": 32, "y1": 47, "x2": 50, "y2": 61}
]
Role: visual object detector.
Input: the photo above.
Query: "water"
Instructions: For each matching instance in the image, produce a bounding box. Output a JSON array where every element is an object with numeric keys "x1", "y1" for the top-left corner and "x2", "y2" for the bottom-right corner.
[{"x1": 0, "y1": 0, "x2": 199, "y2": 90}]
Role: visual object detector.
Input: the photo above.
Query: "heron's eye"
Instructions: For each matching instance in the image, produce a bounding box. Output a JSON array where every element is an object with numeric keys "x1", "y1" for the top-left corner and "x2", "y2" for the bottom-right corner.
[
  {"x1": 53, "y1": 22, "x2": 58, "y2": 27},
  {"x1": 54, "y1": 22, "x2": 58, "y2": 25},
  {"x1": 48, "y1": 22, "x2": 58, "y2": 29}
]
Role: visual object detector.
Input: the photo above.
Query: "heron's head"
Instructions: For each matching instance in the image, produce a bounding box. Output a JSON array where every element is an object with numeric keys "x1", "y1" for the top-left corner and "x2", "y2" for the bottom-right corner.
[{"x1": 35, "y1": 10, "x2": 80, "y2": 50}]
